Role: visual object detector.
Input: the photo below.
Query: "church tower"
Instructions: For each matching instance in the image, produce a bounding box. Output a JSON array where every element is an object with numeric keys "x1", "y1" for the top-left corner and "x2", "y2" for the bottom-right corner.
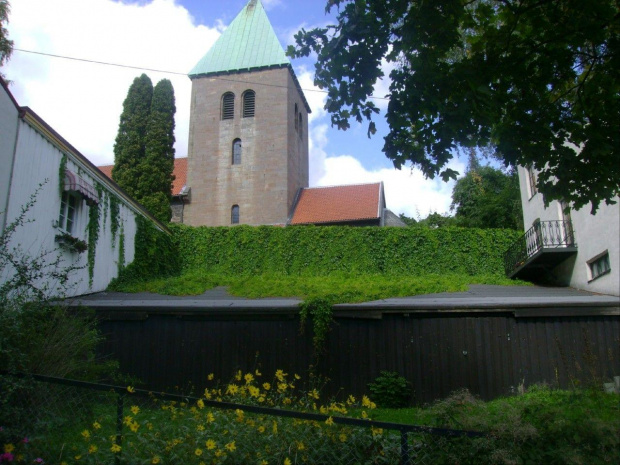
[{"x1": 184, "y1": 0, "x2": 310, "y2": 226}]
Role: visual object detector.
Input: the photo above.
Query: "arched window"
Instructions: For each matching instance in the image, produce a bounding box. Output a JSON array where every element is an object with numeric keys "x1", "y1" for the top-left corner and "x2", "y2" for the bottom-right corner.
[
  {"x1": 231, "y1": 205, "x2": 240, "y2": 224},
  {"x1": 243, "y1": 90, "x2": 255, "y2": 118},
  {"x1": 232, "y1": 139, "x2": 242, "y2": 165},
  {"x1": 221, "y1": 92, "x2": 235, "y2": 120},
  {"x1": 294, "y1": 103, "x2": 298, "y2": 130}
]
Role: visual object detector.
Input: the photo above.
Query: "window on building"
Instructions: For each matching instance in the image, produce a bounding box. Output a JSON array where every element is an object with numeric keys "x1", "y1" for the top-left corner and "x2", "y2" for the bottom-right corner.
[
  {"x1": 221, "y1": 92, "x2": 235, "y2": 120},
  {"x1": 232, "y1": 139, "x2": 242, "y2": 165},
  {"x1": 243, "y1": 90, "x2": 255, "y2": 117},
  {"x1": 588, "y1": 251, "x2": 611, "y2": 281},
  {"x1": 294, "y1": 103, "x2": 298, "y2": 130},
  {"x1": 526, "y1": 165, "x2": 537, "y2": 197},
  {"x1": 231, "y1": 205, "x2": 240, "y2": 224},
  {"x1": 298, "y1": 113, "x2": 303, "y2": 139},
  {"x1": 58, "y1": 191, "x2": 79, "y2": 234}
]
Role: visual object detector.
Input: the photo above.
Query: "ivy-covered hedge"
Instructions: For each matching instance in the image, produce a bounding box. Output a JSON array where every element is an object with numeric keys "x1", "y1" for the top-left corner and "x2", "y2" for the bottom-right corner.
[
  {"x1": 109, "y1": 216, "x2": 180, "y2": 288},
  {"x1": 170, "y1": 224, "x2": 521, "y2": 277}
]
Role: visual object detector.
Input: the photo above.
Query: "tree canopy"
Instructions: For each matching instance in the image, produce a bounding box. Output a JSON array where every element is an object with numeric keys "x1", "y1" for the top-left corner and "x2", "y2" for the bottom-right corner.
[
  {"x1": 450, "y1": 162, "x2": 523, "y2": 230},
  {"x1": 289, "y1": 0, "x2": 620, "y2": 213},
  {"x1": 0, "y1": 0, "x2": 13, "y2": 70},
  {"x1": 112, "y1": 75, "x2": 176, "y2": 223}
]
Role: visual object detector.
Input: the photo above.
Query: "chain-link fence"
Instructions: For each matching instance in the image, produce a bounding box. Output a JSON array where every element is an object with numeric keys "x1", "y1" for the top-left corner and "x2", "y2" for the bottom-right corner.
[{"x1": 1, "y1": 373, "x2": 485, "y2": 464}]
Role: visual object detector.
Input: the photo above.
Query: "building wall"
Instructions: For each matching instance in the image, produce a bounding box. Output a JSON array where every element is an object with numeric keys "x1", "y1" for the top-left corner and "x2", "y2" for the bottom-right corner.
[
  {"x1": 184, "y1": 67, "x2": 309, "y2": 226},
  {"x1": 2, "y1": 117, "x2": 140, "y2": 297},
  {"x1": 0, "y1": 83, "x2": 19, "y2": 233},
  {"x1": 518, "y1": 166, "x2": 620, "y2": 296}
]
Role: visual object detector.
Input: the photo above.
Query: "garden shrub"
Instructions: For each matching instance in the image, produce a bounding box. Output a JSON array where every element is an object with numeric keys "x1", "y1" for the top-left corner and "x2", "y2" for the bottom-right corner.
[{"x1": 368, "y1": 371, "x2": 412, "y2": 408}]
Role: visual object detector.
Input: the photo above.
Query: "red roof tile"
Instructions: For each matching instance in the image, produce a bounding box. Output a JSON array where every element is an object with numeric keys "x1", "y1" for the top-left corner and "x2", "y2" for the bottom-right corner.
[
  {"x1": 290, "y1": 182, "x2": 384, "y2": 225},
  {"x1": 97, "y1": 157, "x2": 188, "y2": 196}
]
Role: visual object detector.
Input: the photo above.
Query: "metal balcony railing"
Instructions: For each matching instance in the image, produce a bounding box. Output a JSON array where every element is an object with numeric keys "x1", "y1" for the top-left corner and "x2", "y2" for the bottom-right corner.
[{"x1": 504, "y1": 220, "x2": 576, "y2": 277}]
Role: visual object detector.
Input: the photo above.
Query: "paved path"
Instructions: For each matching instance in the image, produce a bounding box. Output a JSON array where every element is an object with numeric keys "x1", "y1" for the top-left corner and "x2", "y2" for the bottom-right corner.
[{"x1": 66, "y1": 285, "x2": 619, "y2": 312}]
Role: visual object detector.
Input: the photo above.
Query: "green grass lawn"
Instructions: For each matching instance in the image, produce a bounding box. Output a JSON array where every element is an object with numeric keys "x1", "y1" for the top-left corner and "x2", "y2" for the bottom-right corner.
[{"x1": 111, "y1": 270, "x2": 529, "y2": 303}]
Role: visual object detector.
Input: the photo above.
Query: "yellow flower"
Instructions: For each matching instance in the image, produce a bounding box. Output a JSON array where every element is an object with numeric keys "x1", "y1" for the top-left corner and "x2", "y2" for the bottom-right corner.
[
  {"x1": 129, "y1": 421, "x2": 139, "y2": 432},
  {"x1": 225, "y1": 441, "x2": 236, "y2": 452},
  {"x1": 206, "y1": 412, "x2": 215, "y2": 423},
  {"x1": 255, "y1": 369, "x2": 262, "y2": 376},
  {"x1": 123, "y1": 415, "x2": 133, "y2": 426},
  {"x1": 215, "y1": 450, "x2": 224, "y2": 457},
  {"x1": 197, "y1": 424, "x2": 205, "y2": 432},
  {"x1": 258, "y1": 426, "x2": 265, "y2": 433},
  {"x1": 226, "y1": 384, "x2": 239, "y2": 395},
  {"x1": 127, "y1": 386, "x2": 135, "y2": 393},
  {"x1": 275, "y1": 369, "x2": 287, "y2": 381},
  {"x1": 347, "y1": 395, "x2": 356, "y2": 405},
  {"x1": 371, "y1": 427, "x2": 383, "y2": 437},
  {"x1": 362, "y1": 395, "x2": 372, "y2": 408},
  {"x1": 325, "y1": 416, "x2": 334, "y2": 426},
  {"x1": 258, "y1": 396, "x2": 265, "y2": 403},
  {"x1": 284, "y1": 458, "x2": 292, "y2": 465},
  {"x1": 297, "y1": 441, "x2": 305, "y2": 450},
  {"x1": 74, "y1": 455, "x2": 81, "y2": 461},
  {"x1": 205, "y1": 439, "x2": 216, "y2": 450},
  {"x1": 272, "y1": 421, "x2": 278, "y2": 434},
  {"x1": 195, "y1": 448, "x2": 203, "y2": 456},
  {"x1": 244, "y1": 373, "x2": 254, "y2": 384},
  {"x1": 130, "y1": 405, "x2": 140, "y2": 415},
  {"x1": 260, "y1": 461, "x2": 268, "y2": 465},
  {"x1": 3, "y1": 444, "x2": 15, "y2": 453},
  {"x1": 207, "y1": 373, "x2": 214, "y2": 380},
  {"x1": 361, "y1": 411, "x2": 368, "y2": 419},
  {"x1": 277, "y1": 382, "x2": 287, "y2": 392},
  {"x1": 92, "y1": 421, "x2": 101, "y2": 430},
  {"x1": 88, "y1": 444, "x2": 98, "y2": 454},
  {"x1": 248, "y1": 385, "x2": 260, "y2": 397},
  {"x1": 262, "y1": 382, "x2": 271, "y2": 390},
  {"x1": 310, "y1": 389, "x2": 320, "y2": 400},
  {"x1": 111, "y1": 444, "x2": 122, "y2": 453},
  {"x1": 151, "y1": 456, "x2": 161, "y2": 464},
  {"x1": 81, "y1": 430, "x2": 90, "y2": 440},
  {"x1": 235, "y1": 370, "x2": 242, "y2": 381},
  {"x1": 339, "y1": 433, "x2": 347, "y2": 442},
  {"x1": 294, "y1": 374, "x2": 301, "y2": 380},
  {"x1": 235, "y1": 409, "x2": 244, "y2": 421}
]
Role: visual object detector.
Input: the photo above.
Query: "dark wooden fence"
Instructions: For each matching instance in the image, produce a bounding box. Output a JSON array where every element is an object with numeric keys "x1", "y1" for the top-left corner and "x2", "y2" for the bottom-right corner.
[{"x1": 96, "y1": 305, "x2": 620, "y2": 404}]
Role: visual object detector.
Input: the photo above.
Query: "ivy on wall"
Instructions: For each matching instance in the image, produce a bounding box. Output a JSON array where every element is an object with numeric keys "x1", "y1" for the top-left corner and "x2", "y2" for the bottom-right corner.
[{"x1": 169, "y1": 224, "x2": 521, "y2": 278}]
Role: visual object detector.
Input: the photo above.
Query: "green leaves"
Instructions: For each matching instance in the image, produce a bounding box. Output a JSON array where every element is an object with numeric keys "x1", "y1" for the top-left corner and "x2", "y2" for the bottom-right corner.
[
  {"x1": 288, "y1": 0, "x2": 620, "y2": 212},
  {"x1": 112, "y1": 75, "x2": 176, "y2": 223}
]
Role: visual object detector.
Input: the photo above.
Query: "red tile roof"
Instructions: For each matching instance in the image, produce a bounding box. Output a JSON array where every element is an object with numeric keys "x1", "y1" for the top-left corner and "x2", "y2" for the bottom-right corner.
[
  {"x1": 290, "y1": 182, "x2": 384, "y2": 225},
  {"x1": 97, "y1": 157, "x2": 188, "y2": 196}
]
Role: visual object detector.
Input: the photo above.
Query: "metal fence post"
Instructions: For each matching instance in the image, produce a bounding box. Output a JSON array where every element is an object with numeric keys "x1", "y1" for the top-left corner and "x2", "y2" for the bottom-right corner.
[
  {"x1": 400, "y1": 428, "x2": 410, "y2": 465},
  {"x1": 115, "y1": 392, "x2": 124, "y2": 465}
]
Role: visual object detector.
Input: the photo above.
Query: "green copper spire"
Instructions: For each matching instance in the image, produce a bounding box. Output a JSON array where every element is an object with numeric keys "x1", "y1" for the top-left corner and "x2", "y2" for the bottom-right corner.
[{"x1": 189, "y1": 0, "x2": 290, "y2": 77}]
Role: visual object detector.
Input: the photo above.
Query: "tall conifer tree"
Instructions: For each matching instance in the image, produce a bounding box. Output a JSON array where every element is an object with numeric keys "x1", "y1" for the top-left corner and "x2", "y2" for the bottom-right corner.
[
  {"x1": 112, "y1": 74, "x2": 153, "y2": 199},
  {"x1": 139, "y1": 79, "x2": 176, "y2": 222}
]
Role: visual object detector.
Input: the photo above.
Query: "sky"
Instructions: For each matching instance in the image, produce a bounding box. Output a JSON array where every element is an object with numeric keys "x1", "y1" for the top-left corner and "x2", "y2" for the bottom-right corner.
[{"x1": 3, "y1": 0, "x2": 466, "y2": 218}]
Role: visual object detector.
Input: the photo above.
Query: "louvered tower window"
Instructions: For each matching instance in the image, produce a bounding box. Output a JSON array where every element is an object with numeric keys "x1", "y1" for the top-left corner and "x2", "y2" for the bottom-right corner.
[
  {"x1": 221, "y1": 92, "x2": 235, "y2": 120},
  {"x1": 232, "y1": 139, "x2": 242, "y2": 165},
  {"x1": 243, "y1": 90, "x2": 255, "y2": 117},
  {"x1": 231, "y1": 205, "x2": 240, "y2": 224}
]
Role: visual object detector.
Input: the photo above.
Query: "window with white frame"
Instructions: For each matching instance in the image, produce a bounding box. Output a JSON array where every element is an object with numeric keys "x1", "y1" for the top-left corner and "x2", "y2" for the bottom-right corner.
[
  {"x1": 588, "y1": 251, "x2": 611, "y2": 281},
  {"x1": 58, "y1": 191, "x2": 79, "y2": 234}
]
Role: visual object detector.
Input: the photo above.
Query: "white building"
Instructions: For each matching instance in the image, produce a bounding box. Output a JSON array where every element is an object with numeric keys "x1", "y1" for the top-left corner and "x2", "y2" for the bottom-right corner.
[
  {"x1": 505, "y1": 164, "x2": 619, "y2": 296},
  {"x1": 1, "y1": 78, "x2": 168, "y2": 298}
]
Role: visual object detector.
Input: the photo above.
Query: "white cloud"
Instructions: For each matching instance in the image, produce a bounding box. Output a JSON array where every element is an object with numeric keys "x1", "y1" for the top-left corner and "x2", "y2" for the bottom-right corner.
[
  {"x1": 295, "y1": 65, "x2": 326, "y2": 123},
  {"x1": 316, "y1": 155, "x2": 465, "y2": 218},
  {"x1": 4, "y1": 0, "x2": 220, "y2": 166}
]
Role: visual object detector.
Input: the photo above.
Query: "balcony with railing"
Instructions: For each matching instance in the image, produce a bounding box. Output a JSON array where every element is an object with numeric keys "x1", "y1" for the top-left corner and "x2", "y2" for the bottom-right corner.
[{"x1": 504, "y1": 220, "x2": 577, "y2": 279}]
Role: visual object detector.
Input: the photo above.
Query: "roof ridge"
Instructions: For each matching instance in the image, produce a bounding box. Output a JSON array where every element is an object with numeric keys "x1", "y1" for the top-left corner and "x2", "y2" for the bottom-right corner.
[{"x1": 304, "y1": 182, "x2": 382, "y2": 190}]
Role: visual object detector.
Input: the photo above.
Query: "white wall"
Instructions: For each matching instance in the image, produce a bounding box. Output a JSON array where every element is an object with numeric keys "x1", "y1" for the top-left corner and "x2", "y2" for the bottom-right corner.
[
  {"x1": 3, "y1": 117, "x2": 139, "y2": 297},
  {"x1": 0, "y1": 83, "x2": 19, "y2": 233},
  {"x1": 518, "y1": 166, "x2": 620, "y2": 296}
]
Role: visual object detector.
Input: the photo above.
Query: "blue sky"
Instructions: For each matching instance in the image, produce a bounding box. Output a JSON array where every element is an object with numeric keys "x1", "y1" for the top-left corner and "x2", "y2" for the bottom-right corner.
[{"x1": 3, "y1": 0, "x2": 465, "y2": 217}]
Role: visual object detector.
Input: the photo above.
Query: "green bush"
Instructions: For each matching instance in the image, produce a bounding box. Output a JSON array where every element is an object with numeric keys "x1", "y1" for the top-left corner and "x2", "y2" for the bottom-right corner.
[
  {"x1": 368, "y1": 371, "x2": 412, "y2": 408},
  {"x1": 170, "y1": 224, "x2": 521, "y2": 277}
]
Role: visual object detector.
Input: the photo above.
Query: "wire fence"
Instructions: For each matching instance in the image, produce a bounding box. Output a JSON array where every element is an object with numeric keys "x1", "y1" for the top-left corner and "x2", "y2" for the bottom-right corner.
[{"x1": 1, "y1": 373, "x2": 486, "y2": 464}]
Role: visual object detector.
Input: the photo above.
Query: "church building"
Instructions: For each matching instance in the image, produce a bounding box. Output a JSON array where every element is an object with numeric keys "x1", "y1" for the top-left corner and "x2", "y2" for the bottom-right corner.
[
  {"x1": 184, "y1": 0, "x2": 310, "y2": 226},
  {"x1": 99, "y1": 0, "x2": 402, "y2": 227}
]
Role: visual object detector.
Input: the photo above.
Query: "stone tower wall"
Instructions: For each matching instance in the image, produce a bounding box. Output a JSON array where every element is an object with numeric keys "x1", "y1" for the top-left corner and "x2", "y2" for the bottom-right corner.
[{"x1": 184, "y1": 67, "x2": 309, "y2": 226}]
